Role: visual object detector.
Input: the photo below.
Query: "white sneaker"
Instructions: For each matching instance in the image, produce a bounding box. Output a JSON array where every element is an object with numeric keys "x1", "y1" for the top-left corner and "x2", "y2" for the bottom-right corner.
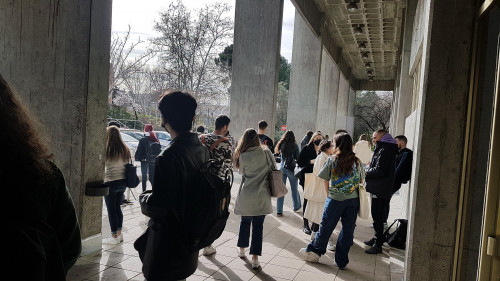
[
  {"x1": 102, "y1": 236, "x2": 120, "y2": 245},
  {"x1": 251, "y1": 259, "x2": 260, "y2": 269},
  {"x1": 237, "y1": 248, "x2": 246, "y2": 258},
  {"x1": 299, "y1": 248, "x2": 320, "y2": 262},
  {"x1": 310, "y1": 231, "x2": 317, "y2": 241},
  {"x1": 203, "y1": 245, "x2": 217, "y2": 256},
  {"x1": 117, "y1": 233, "x2": 123, "y2": 242},
  {"x1": 327, "y1": 242, "x2": 336, "y2": 251}
]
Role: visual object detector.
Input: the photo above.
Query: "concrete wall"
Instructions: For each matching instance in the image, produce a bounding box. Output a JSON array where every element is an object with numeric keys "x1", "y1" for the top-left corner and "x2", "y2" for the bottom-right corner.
[
  {"x1": 230, "y1": 0, "x2": 283, "y2": 141},
  {"x1": 404, "y1": 0, "x2": 476, "y2": 280},
  {"x1": 286, "y1": 11, "x2": 322, "y2": 137},
  {"x1": 316, "y1": 48, "x2": 340, "y2": 137},
  {"x1": 335, "y1": 73, "x2": 350, "y2": 131},
  {"x1": 0, "y1": 0, "x2": 112, "y2": 254},
  {"x1": 346, "y1": 87, "x2": 356, "y2": 136}
]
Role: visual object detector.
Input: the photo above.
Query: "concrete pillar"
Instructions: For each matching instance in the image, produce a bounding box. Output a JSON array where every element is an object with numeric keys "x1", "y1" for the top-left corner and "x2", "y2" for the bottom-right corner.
[
  {"x1": 315, "y1": 48, "x2": 340, "y2": 136},
  {"x1": 286, "y1": 11, "x2": 322, "y2": 137},
  {"x1": 335, "y1": 73, "x2": 350, "y2": 131},
  {"x1": 346, "y1": 86, "x2": 356, "y2": 136},
  {"x1": 404, "y1": 0, "x2": 475, "y2": 279},
  {"x1": 393, "y1": 0, "x2": 417, "y2": 136},
  {"x1": 230, "y1": 0, "x2": 283, "y2": 140},
  {"x1": 0, "y1": 0, "x2": 112, "y2": 255}
]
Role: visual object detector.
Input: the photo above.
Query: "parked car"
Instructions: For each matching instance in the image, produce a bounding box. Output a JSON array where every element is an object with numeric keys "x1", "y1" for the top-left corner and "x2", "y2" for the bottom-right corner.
[
  {"x1": 154, "y1": 131, "x2": 171, "y2": 148},
  {"x1": 120, "y1": 132, "x2": 139, "y2": 158},
  {"x1": 121, "y1": 129, "x2": 144, "y2": 141}
]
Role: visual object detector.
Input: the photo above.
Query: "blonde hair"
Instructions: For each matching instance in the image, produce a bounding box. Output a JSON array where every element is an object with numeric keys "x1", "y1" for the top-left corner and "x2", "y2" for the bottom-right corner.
[{"x1": 106, "y1": 126, "x2": 131, "y2": 162}]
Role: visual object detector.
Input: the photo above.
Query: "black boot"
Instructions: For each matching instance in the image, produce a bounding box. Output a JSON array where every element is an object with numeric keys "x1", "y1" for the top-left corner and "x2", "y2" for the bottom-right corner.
[{"x1": 303, "y1": 219, "x2": 312, "y2": 235}]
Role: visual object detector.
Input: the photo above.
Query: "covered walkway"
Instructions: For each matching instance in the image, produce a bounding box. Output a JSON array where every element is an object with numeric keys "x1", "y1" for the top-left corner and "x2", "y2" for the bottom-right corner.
[{"x1": 67, "y1": 174, "x2": 405, "y2": 281}]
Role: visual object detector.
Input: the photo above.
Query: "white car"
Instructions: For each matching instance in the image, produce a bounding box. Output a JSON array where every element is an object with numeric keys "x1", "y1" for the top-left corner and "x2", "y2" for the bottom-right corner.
[
  {"x1": 120, "y1": 132, "x2": 139, "y2": 157},
  {"x1": 154, "y1": 131, "x2": 171, "y2": 148}
]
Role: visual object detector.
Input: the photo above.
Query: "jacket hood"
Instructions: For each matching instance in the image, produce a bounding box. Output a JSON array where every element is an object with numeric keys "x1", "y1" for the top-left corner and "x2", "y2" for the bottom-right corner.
[{"x1": 379, "y1": 133, "x2": 397, "y2": 145}]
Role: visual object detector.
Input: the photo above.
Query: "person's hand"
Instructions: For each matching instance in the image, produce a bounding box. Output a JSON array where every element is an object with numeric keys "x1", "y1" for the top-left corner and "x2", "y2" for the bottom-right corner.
[{"x1": 310, "y1": 159, "x2": 315, "y2": 164}]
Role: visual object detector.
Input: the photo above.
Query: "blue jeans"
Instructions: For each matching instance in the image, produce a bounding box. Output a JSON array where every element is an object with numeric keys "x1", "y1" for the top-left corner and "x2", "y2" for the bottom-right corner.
[
  {"x1": 306, "y1": 197, "x2": 359, "y2": 268},
  {"x1": 237, "y1": 215, "x2": 265, "y2": 255},
  {"x1": 276, "y1": 164, "x2": 301, "y2": 214},
  {"x1": 104, "y1": 181, "x2": 127, "y2": 234},
  {"x1": 141, "y1": 161, "x2": 155, "y2": 192}
]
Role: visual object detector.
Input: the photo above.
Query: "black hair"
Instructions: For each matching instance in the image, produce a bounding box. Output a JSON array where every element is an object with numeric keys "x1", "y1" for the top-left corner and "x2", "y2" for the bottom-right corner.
[
  {"x1": 158, "y1": 91, "x2": 197, "y2": 133},
  {"x1": 258, "y1": 120, "x2": 268, "y2": 129},
  {"x1": 215, "y1": 115, "x2": 231, "y2": 130},
  {"x1": 306, "y1": 131, "x2": 313, "y2": 137},
  {"x1": 196, "y1": 125, "x2": 205, "y2": 133},
  {"x1": 395, "y1": 135, "x2": 408, "y2": 144},
  {"x1": 108, "y1": 121, "x2": 121, "y2": 128},
  {"x1": 335, "y1": 129, "x2": 348, "y2": 134}
]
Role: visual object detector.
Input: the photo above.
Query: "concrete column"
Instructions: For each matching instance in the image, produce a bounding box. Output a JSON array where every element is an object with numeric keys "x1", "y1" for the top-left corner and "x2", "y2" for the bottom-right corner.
[
  {"x1": 0, "y1": 0, "x2": 112, "y2": 255},
  {"x1": 286, "y1": 11, "x2": 322, "y2": 137},
  {"x1": 335, "y1": 73, "x2": 350, "y2": 131},
  {"x1": 404, "y1": 0, "x2": 475, "y2": 279},
  {"x1": 315, "y1": 48, "x2": 340, "y2": 136},
  {"x1": 230, "y1": 0, "x2": 283, "y2": 140},
  {"x1": 393, "y1": 0, "x2": 417, "y2": 136},
  {"x1": 346, "y1": 86, "x2": 356, "y2": 136}
]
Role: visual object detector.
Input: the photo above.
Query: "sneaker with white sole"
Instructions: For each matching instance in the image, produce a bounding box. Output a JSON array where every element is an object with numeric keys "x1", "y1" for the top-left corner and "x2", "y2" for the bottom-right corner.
[
  {"x1": 327, "y1": 241, "x2": 336, "y2": 251},
  {"x1": 298, "y1": 248, "x2": 320, "y2": 262},
  {"x1": 203, "y1": 245, "x2": 217, "y2": 256},
  {"x1": 237, "y1": 248, "x2": 246, "y2": 258},
  {"x1": 117, "y1": 233, "x2": 123, "y2": 242},
  {"x1": 102, "y1": 236, "x2": 121, "y2": 245},
  {"x1": 251, "y1": 259, "x2": 260, "y2": 269}
]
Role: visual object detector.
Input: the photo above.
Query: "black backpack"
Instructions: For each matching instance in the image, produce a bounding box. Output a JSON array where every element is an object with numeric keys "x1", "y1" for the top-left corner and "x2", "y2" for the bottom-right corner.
[
  {"x1": 191, "y1": 159, "x2": 234, "y2": 250},
  {"x1": 384, "y1": 218, "x2": 408, "y2": 249},
  {"x1": 146, "y1": 141, "x2": 162, "y2": 162}
]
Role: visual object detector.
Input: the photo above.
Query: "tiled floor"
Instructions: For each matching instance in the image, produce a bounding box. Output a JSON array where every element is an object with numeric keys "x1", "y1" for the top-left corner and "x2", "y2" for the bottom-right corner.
[{"x1": 67, "y1": 173, "x2": 405, "y2": 281}]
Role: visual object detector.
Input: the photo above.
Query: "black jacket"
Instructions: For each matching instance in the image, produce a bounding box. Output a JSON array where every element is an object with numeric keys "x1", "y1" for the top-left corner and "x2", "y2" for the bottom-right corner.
[
  {"x1": 394, "y1": 148, "x2": 413, "y2": 188},
  {"x1": 135, "y1": 137, "x2": 151, "y2": 162},
  {"x1": 138, "y1": 133, "x2": 210, "y2": 280},
  {"x1": 365, "y1": 141, "x2": 397, "y2": 200},
  {"x1": 297, "y1": 143, "x2": 317, "y2": 186}
]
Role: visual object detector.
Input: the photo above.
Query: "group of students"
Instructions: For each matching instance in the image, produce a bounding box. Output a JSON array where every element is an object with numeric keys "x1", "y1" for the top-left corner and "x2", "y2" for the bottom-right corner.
[{"x1": 4, "y1": 65, "x2": 413, "y2": 280}]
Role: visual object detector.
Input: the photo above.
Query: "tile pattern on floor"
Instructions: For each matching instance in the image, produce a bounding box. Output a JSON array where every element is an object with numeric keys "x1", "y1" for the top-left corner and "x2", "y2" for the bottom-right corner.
[{"x1": 68, "y1": 173, "x2": 406, "y2": 281}]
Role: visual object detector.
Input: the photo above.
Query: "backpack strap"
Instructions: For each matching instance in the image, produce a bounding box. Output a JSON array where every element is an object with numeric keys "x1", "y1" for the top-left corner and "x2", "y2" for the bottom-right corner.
[{"x1": 209, "y1": 137, "x2": 228, "y2": 151}]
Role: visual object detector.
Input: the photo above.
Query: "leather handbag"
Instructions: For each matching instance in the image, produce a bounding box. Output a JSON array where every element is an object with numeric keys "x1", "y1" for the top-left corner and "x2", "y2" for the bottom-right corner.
[
  {"x1": 125, "y1": 159, "x2": 140, "y2": 188},
  {"x1": 265, "y1": 151, "x2": 288, "y2": 198}
]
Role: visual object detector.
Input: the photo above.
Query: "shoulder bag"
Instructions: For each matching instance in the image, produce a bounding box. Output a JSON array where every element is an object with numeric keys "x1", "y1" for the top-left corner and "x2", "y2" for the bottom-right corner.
[
  {"x1": 264, "y1": 151, "x2": 288, "y2": 198},
  {"x1": 125, "y1": 157, "x2": 140, "y2": 188}
]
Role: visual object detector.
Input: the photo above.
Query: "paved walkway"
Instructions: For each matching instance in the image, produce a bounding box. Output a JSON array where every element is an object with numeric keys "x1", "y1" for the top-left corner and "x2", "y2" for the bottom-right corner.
[{"x1": 67, "y1": 173, "x2": 405, "y2": 281}]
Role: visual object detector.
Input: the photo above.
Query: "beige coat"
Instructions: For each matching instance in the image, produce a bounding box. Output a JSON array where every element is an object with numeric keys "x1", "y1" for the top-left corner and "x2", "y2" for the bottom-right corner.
[
  {"x1": 303, "y1": 152, "x2": 329, "y2": 224},
  {"x1": 234, "y1": 147, "x2": 274, "y2": 216}
]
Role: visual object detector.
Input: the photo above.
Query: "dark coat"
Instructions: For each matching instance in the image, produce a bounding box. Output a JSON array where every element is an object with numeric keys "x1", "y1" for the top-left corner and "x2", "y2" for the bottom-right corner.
[
  {"x1": 297, "y1": 143, "x2": 317, "y2": 186},
  {"x1": 7, "y1": 161, "x2": 82, "y2": 281},
  {"x1": 365, "y1": 141, "x2": 398, "y2": 200},
  {"x1": 138, "y1": 133, "x2": 210, "y2": 281}
]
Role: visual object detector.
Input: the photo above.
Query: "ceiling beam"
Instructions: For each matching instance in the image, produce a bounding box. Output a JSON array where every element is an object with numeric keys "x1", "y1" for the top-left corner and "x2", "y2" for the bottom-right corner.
[
  {"x1": 290, "y1": 0, "x2": 323, "y2": 36},
  {"x1": 353, "y1": 79, "x2": 395, "y2": 91}
]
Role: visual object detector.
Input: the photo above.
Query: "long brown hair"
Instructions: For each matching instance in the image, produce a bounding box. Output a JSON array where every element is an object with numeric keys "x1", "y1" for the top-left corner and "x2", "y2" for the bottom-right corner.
[
  {"x1": 275, "y1": 130, "x2": 296, "y2": 154},
  {"x1": 333, "y1": 132, "x2": 359, "y2": 175},
  {"x1": 307, "y1": 131, "x2": 324, "y2": 146},
  {"x1": 234, "y1": 128, "x2": 261, "y2": 169},
  {"x1": 0, "y1": 75, "x2": 53, "y2": 183},
  {"x1": 106, "y1": 126, "x2": 131, "y2": 162}
]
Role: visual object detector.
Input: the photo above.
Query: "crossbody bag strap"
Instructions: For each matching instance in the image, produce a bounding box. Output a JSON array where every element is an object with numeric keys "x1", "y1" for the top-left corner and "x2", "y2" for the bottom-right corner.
[
  {"x1": 210, "y1": 137, "x2": 228, "y2": 151},
  {"x1": 264, "y1": 149, "x2": 275, "y2": 171}
]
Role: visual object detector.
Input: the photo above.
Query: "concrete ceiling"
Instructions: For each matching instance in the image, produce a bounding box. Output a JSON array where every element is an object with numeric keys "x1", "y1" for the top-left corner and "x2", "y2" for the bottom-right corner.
[{"x1": 313, "y1": 0, "x2": 406, "y2": 81}]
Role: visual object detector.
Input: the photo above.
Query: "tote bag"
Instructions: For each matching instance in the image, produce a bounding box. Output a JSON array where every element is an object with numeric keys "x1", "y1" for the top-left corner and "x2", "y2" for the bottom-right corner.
[
  {"x1": 125, "y1": 160, "x2": 140, "y2": 188},
  {"x1": 265, "y1": 151, "x2": 288, "y2": 198},
  {"x1": 358, "y1": 182, "x2": 371, "y2": 220}
]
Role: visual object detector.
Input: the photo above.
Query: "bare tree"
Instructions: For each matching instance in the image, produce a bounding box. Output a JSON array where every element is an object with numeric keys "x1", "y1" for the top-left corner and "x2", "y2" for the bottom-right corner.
[
  {"x1": 151, "y1": 0, "x2": 233, "y2": 105},
  {"x1": 354, "y1": 91, "x2": 393, "y2": 139},
  {"x1": 110, "y1": 25, "x2": 154, "y2": 93}
]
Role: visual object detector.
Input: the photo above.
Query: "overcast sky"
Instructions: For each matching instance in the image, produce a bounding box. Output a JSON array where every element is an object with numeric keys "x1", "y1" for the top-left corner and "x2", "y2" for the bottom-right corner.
[{"x1": 111, "y1": 0, "x2": 296, "y2": 62}]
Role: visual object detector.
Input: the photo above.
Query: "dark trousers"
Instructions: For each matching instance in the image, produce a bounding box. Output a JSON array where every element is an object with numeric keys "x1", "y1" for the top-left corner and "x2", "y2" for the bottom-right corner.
[
  {"x1": 237, "y1": 215, "x2": 265, "y2": 255},
  {"x1": 371, "y1": 197, "x2": 389, "y2": 247},
  {"x1": 384, "y1": 183, "x2": 401, "y2": 223},
  {"x1": 104, "y1": 181, "x2": 126, "y2": 234},
  {"x1": 141, "y1": 161, "x2": 155, "y2": 192}
]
